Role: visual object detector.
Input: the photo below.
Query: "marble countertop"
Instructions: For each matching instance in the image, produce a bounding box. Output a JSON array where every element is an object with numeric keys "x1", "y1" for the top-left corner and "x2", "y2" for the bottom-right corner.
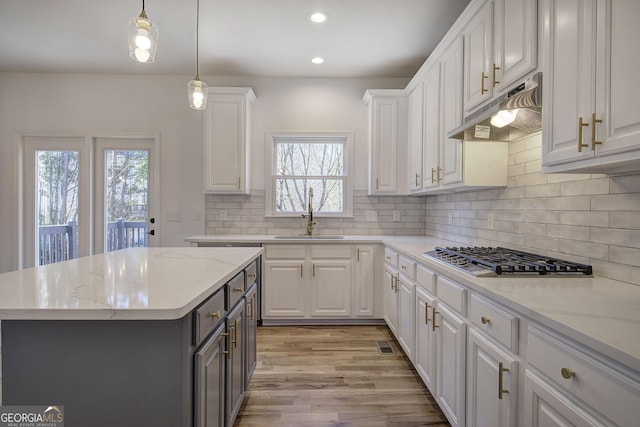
[
  {"x1": 187, "y1": 234, "x2": 640, "y2": 372},
  {"x1": 0, "y1": 247, "x2": 263, "y2": 321}
]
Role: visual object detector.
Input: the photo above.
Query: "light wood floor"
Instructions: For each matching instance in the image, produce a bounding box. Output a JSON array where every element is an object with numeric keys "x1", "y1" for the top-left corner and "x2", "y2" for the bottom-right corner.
[{"x1": 234, "y1": 325, "x2": 450, "y2": 427}]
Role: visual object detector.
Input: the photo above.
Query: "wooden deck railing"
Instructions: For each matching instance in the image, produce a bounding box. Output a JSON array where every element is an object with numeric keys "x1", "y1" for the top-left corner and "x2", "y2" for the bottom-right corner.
[{"x1": 38, "y1": 219, "x2": 146, "y2": 266}]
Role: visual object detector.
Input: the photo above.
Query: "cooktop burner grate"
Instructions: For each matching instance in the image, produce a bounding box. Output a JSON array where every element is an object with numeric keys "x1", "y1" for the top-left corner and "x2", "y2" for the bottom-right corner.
[{"x1": 425, "y1": 246, "x2": 593, "y2": 276}]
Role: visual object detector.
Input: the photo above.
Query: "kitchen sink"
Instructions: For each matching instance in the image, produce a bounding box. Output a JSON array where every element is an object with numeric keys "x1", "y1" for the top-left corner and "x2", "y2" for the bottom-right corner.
[{"x1": 272, "y1": 235, "x2": 345, "y2": 239}]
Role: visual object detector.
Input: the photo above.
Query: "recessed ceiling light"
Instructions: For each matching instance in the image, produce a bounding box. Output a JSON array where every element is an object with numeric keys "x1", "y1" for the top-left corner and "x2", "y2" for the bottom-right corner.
[
  {"x1": 311, "y1": 57, "x2": 324, "y2": 64},
  {"x1": 309, "y1": 12, "x2": 328, "y2": 23}
]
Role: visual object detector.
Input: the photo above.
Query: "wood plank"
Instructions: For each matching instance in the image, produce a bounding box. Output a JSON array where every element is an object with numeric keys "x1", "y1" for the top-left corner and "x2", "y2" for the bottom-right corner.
[{"x1": 234, "y1": 325, "x2": 450, "y2": 427}]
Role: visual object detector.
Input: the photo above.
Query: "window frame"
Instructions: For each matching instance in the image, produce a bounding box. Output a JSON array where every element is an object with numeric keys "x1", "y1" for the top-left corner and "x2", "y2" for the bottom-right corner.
[{"x1": 265, "y1": 132, "x2": 354, "y2": 218}]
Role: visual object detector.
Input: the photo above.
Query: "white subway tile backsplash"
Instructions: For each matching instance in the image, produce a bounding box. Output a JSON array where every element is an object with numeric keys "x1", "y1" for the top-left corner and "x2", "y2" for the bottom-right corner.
[
  {"x1": 205, "y1": 190, "x2": 425, "y2": 237},
  {"x1": 424, "y1": 133, "x2": 640, "y2": 285}
]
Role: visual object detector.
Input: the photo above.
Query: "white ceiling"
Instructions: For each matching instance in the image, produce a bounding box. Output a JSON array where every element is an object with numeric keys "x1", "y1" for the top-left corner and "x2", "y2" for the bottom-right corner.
[{"x1": 0, "y1": 0, "x2": 470, "y2": 78}]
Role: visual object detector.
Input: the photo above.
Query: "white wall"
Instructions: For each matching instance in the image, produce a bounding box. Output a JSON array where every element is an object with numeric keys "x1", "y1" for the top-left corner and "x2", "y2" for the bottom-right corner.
[{"x1": 0, "y1": 72, "x2": 408, "y2": 273}]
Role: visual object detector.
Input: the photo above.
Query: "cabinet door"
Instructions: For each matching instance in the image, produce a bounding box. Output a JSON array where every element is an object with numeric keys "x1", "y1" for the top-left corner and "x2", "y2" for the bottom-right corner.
[
  {"x1": 353, "y1": 245, "x2": 375, "y2": 317},
  {"x1": 440, "y1": 36, "x2": 464, "y2": 186},
  {"x1": 422, "y1": 66, "x2": 441, "y2": 190},
  {"x1": 408, "y1": 83, "x2": 424, "y2": 192},
  {"x1": 523, "y1": 371, "x2": 604, "y2": 427},
  {"x1": 467, "y1": 329, "x2": 518, "y2": 427},
  {"x1": 541, "y1": 0, "x2": 597, "y2": 166},
  {"x1": 464, "y1": 0, "x2": 494, "y2": 113},
  {"x1": 263, "y1": 260, "x2": 306, "y2": 317},
  {"x1": 415, "y1": 287, "x2": 437, "y2": 394},
  {"x1": 226, "y1": 301, "x2": 245, "y2": 427},
  {"x1": 493, "y1": 0, "x2": 537, "y2": 91},
  {"x1": 244, "y1": 284, "x2": 258, "y2": 388},
  {"x1": 383, "y1": 264, "x2": 399, "y2": 335},
  {"x1": 397, "y1": 275, "x2": 416, "y2": 362},
  {"x1": 596, "y1": 0, "x2": 640, "y2": 156},
  {"x1": 309, "y1": 260, "x2": 352, "y2": 317},
  {"x1": 204, "y1": 89, "x2": 254, "y2": 194},
  {"x1": 194, "y1": 324, "x2": 226, "y2": 427},
  {"x1": 368, "y1": 96, "x2": 398, "y2": 194},
  {"x1": 435, "y1": 303, "x2": 467, "y2": 427}
]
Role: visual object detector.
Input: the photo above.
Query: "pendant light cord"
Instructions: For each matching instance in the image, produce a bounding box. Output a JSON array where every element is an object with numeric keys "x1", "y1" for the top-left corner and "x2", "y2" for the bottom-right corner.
[{"x1": 196, "y1": 0, "x2": 200, "y2": 76}]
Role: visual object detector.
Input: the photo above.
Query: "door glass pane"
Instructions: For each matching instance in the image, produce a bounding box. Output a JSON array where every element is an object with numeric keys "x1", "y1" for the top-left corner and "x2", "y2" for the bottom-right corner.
[
  {"x1": 104, "y1": 149, "x2": 149, "y2": 252},
  {"x1": 36, "y1": 150, "x2": 80, "y2": 265}
]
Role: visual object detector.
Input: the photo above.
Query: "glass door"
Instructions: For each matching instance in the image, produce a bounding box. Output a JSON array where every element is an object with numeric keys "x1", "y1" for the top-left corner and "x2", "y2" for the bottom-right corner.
[
  {"x1": 22, "y1": 136, "x2": 90, "y2": 268},
  {"x1": 95, "y1": 137, "x2": 158, "y2": 253}
]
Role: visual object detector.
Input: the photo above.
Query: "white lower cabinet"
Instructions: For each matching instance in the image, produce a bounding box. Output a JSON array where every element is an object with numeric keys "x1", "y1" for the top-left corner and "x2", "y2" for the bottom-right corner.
[
  {"x1": 353, "y1": 245, "x2": 376, "y2": 317},
  {"x1": 467, "y1": 328, "x2": 518, "y2": 427},
  {"x1": 263, "y1": 259, "x2": 306, "y2": 317},
  {"x1": 523, "y1": 370, "x2": 604, "y2": 427},
  {"x1": 309, "y1": 259, "x2": 352, "y2": 317},
  {"x1": 397, "y1": 274, "x2": 416, "y2": 362},
  {"x1": 435, "y1": 302, "x2": 467, "y2": 427},
  {"x1": 415, "y1": 286, "x2": 437, "y2": 393},
  {"x1": 383, "y1": 263, "x2": 399, "y2": 334},
  {"x1": 262, "y1": 244, "x2": 375, "y2": 321}
]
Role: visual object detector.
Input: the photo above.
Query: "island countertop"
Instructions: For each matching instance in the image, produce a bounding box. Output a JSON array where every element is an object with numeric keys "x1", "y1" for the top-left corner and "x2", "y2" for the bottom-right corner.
[{"x1": 0, "y1": 247, "x2": 263, "y2": 321}]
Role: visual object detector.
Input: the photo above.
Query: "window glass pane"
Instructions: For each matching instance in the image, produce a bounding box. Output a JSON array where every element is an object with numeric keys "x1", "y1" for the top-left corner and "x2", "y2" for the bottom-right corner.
[
  {"x1": 275, "y1": 142, "x2": 344, "y2": 176},
  {"x1": 275, "y1": 179, "x2": 343, "y2": 213},
  {"x1": 36, "y1": 150, "x2": 79, "y2": 265}
]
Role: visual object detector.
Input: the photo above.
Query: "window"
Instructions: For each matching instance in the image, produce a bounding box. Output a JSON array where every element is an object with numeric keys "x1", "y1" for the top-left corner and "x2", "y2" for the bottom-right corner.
[{"x1": 267, "y1": 133, "x2": 353, "y2": 217}]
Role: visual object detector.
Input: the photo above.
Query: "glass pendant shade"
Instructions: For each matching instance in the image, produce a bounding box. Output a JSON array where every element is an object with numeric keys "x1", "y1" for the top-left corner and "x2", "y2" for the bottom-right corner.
[
  {"x1": 188, "y1": 75, "x2": 208, "y2": 110},
  {"x1": 128, "y1": 11, "x2": 159, "y2": 63}
]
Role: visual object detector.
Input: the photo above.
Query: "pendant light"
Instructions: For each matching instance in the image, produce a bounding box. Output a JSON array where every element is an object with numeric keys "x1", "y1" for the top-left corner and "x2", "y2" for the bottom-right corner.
[
  {"x1": 128, "y1": 0, "x2": 159, "y2": 63},
  {"x1": 188, "y1": 0, "x2": 208, "y2": 109}
]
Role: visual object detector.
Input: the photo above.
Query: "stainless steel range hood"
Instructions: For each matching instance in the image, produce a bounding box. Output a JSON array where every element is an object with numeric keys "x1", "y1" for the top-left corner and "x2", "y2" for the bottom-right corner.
[{"x1": 447, "y1": 72, "x2": 542, "y2": 142}]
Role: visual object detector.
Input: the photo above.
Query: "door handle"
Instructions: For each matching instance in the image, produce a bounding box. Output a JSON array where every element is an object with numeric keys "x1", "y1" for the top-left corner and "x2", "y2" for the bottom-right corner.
[{"x1": 147, "y1": 229, "x2": 155, "y2": 235}]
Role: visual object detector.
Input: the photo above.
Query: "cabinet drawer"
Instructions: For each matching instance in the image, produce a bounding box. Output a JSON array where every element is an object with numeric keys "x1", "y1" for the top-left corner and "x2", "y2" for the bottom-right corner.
[
  {"x1": 398, "y1": 255, "x2": 416, "y2": 280},
  {"x1": 194, "y1": 289, "x2": 225, "y2": 346},
  {"x1": 245, "y1": 260, "x2": 258, "y2": 287},
  {"x1": 310, "y1": 245, "x2": 351, "y2": 259},
  {"x1": 265, "y1": 245, "x2": 306, "y2": 259},
  {"x1": 527, "y1": 327, "x2": 640, "y2": 427},
  {"x1": 416, "y1": 264, "x2": 435, "y2": 294},
  {"x1": 384, "y1": 248, "x2": 398, "y2": 267},
  {"x1": 227, "y1": 271, "x2": 245, "y2": 309},
  {"x1": 469, "y1": 294, "x2": 518, "y2": 353},
  {"x1": 436, "y1": 276, "x2": 466, "y2": 315}
]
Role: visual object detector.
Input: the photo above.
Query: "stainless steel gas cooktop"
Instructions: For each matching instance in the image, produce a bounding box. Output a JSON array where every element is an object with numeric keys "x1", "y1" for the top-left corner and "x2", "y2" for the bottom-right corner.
[{"x1": 423, "y1": 246, "x2": 593, "y2": 277}]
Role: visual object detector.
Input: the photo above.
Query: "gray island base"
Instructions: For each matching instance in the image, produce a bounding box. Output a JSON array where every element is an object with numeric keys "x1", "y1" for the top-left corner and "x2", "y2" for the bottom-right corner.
[{"x1": 3, "y1": 317, "x2": 194, "y2": 427}]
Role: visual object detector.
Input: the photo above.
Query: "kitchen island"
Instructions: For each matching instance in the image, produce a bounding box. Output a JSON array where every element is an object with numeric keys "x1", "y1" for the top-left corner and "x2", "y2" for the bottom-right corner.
[{"x1": 0, "y1": 247, "x2": 263, "y2": 427}]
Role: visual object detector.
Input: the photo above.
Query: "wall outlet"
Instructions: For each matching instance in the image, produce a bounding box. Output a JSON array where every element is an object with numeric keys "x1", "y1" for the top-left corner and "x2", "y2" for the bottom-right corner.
[
  {"x1": 393, "y1": 211, "x2": 401, "y2": 222},
  {"x1": 219, "y1": 210, "x2": 227, "y2": 221},
  {"x1": 366, "y1": 210, "x2": 377, "y2": 222},
  {"x1": 166, "y1": 210, "x2": 182, "y2": 222},
  {"x1": 487, "y1": 212, "x2": 495, "y2": 230},
  {"x1": 448, "y1": 212, "x2": 454, "y2": 225}
]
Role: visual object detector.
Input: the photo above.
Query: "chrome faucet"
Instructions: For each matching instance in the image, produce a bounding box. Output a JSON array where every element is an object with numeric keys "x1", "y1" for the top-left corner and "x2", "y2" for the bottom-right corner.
[{"x1": 302, "y1": 188, "x2": 316, "y2": 235}]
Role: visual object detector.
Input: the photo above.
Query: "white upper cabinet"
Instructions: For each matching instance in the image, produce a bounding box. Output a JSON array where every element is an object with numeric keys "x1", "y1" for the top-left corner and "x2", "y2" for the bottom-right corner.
[
  {"x1": 408, "y1": 84, "x2": 424, "y2": 193},
  {"x1": 493, "y1": 0, "x2": 538, "y2": 91},
  {"x1": 204, "y1": 87, "x2": 255, "y2": 194},
  {"x1": 464, "y1": 0, "x2": 495, "y2": 113},
  {"x1": 464, "y1": 0, "x2": 538, "y2": 115},
  {"x1": 541, "y1": 0, "x2": 640, "y2": 173},
  {"x1": 363, "y1": 90, "x2": 408, "y2": 195}
]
